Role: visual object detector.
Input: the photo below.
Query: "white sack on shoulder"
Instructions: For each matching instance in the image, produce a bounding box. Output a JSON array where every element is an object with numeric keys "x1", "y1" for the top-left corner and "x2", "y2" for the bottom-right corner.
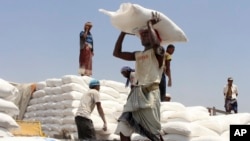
[{"x1": 99, "y1": 3, "x2": 188, "y2": 45}]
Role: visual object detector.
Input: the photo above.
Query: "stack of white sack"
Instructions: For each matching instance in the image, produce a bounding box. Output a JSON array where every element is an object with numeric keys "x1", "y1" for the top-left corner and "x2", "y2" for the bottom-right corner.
[
  {"x1": 23, "y1": 75, "x2": 130, "y2": 140},
  {"x1": 0, "y1": 78, "x2": 20, "y2": 137},
  {"x1": 23, "y1": 75, "x2": 250, "y2": 141},
  {"x1": 159, "y1": 102, "x2": 250, "y2": 141}
]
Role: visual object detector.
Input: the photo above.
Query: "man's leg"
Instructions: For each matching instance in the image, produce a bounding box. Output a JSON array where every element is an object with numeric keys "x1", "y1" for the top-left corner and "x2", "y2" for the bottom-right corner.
[
  {"x1": 159, "y1": 73, "x2": 166, "y2": 101},
  {"x1": 75, "y1": 116, "x2": 96, "y2": 140},
  {"x1": 115, "y1": 120, "x2": 134, "y2": 141},
  {"x1": 232, "y1": 102, "x2": 238, "y2": 113}
]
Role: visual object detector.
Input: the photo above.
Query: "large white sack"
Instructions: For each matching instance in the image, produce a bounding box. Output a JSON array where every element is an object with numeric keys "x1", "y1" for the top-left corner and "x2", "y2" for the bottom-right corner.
[
  {"x1": 0, "y1": 78, "x2": 19, "y2": 99},
  {"x1": 100, "y1": 86, "x2": 120, "y2": 98},
  {"x1": 62, "y1": 108, "x2": 78, "y2": 116},
  {"x1": 32, "y1": 90, "x2": 46, "y2": 99},
  {"x1": 61, "y1": 91, "x2": 83, "y2": 101},
  {"x1": 61, "y1": 75, "x2": 86, "y2": 85},
  {"x1": 161, "y1": 110, "x2": 176, "y2": 123},
  {"x1": 186, "y1": 106, "x2": 209, "y2": 113},
  {"x1": 61, "y1": 83, "x2": 87, "y2": 93},
  {"x1": 61, "y1": 100, "x2": 80, "y2": 108},
  {"x1": 160, "y1": 102, "x2": 186, "y2": 112},
  {"x1": 0, "y1": 98, "x2": 19, "y2": 116},
  {"x1": 220, "y1": 130, "x2": 229, "y2": 139},
  {"x1": 35, "y1": 81, "x2": 46, "y2": 90},
  {"x1": 95, "y1": 123, "x2": 117, "y2": 135},
  {"x1": 191, "y1": 136, "x2": 227, "y2": 141},
  {"x1": 100, "y1": 80, "x2": 130, "y2": 93},
  {"x1": 131, "y1": 133, "x2": 149, "y2": 141},
  {"x1": 0, "y1": 112, "x2": 19, "y2": 130},
  {"x1": 167, "y1": 110, "x2": 210, "y2": 122},
  {"x1": 162, "y1": 133, "x2": 192, "y2": 141},
  {"x1": 45, "y1": 78, "x2": 62, "y2": 87},
  {"x1": 96, "y1": 133, "x2": 120, "y2": 141},
  {"x1": 162, "y1": 122, "x2": 219, "y2": 137},
  {"x1": 99, "y1": 3, "x2": 188, "y2": 45},
  {"x1": 225, "y1": 113, "x2": 250, "y2": 124},
  {"x1": 62, "y1": 116, "x2": 75, "y2": 124},
  {"x1": 193, "y1": 115, "x2": 229, "y2": 134},
  {"x1": 0, "y1": 127, "x2": 13, "y2": 137}
]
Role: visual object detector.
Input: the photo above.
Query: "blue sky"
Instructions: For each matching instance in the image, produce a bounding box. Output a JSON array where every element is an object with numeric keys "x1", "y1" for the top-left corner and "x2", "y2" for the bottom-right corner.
[{"x1": 1, "y1": 1, "x2": 249, "y2": 112}]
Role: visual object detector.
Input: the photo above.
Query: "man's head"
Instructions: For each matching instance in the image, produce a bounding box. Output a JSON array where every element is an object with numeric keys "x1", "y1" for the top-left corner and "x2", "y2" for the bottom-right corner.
[
  {"x1": 89, "y1": 79, "x2": 100, "y2": 90},
  {"x1": 139, "y1": 29, "x2": 150, "y2": 46},
  {"x1": 139, "y1": 29, "x2": 161, "y2": 47},
  {"x1": 84, "y1": 22, "x2": 92, "y2": 31},
  {"x1": 166, "y1": 44, "x2": 175, "y2": 55},
  {"x1": 121, "y1": 66, "x2": 132, "y2": 78},
  {"x1": 227, "y1": 77, "x2": 233, "y2": 86}
]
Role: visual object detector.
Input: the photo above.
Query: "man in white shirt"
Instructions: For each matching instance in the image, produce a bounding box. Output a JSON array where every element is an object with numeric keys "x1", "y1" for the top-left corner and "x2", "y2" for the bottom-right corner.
[
  {"x1": 223, "y1": 77, "x2": 238, "y2": 114},
  {"x1": 75, "y1": 79, "x2": 107, "y2": 140},
  {"x1": 113, "y1": 12, "x2": 164, "y2": 141}
]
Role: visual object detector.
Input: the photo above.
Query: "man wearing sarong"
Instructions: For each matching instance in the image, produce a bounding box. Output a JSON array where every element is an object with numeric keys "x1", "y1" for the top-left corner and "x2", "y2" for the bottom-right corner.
[
  {"x1": 79, "y1": 22, "x2": 94, "y2": 76},
  {"x1": 113, "y1": 12, "x2": 164, "y2": 141}
]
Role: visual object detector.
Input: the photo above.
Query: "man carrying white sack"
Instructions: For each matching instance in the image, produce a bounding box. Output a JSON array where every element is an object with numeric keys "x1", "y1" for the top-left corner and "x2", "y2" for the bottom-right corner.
[
  {"x1": 113, "y1": 12, "x2": 164, "y2": 141},
  {"x1": 75, "y1": 79, "x2": 107, "y2": 140}
]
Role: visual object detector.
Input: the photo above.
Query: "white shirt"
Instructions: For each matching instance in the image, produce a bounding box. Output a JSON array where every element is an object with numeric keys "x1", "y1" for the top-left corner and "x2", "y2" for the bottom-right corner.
[
  {"x1": 76, "y1": 89, "x2": 100, "y2": 119},
  {"x1": 223, "y1": 84, "x2": 238, "y2": 99},
  {"x1": 135, "y1": 48, "x2": 163, "y2": 85}
]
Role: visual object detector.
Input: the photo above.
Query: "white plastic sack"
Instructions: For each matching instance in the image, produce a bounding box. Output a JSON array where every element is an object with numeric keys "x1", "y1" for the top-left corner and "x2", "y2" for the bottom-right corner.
[
  {"x1": 100, "y1": 86, "x2": 120, "y2": 99},
  {"x1": 167, "y1": 110, "x2": 210, "y2": 122},
  {"x1": 32, "y1": 90, "x2": 46, "y2": 99},
  {"x1": 162, "y1": 133, "x2": 192, "y2": 141},
  {"x1": 0, "y1": 112, "x2": 19, "y2": 130},
  {"x1": 160, "y1": 102, "x2": 186, "y2": 113},
  {"x1": 100, "y1": 80, "x2": 130, "y2": 93},
  {"x1": 162, "y1": 122, "x2": 219, "y2": 137},
  {"x1": 193, "y1": 115, "x2": 229, "y2": 134},
  {"x1": 0, "y1": 98, "x2": 19, "y2": 116},
  {"x1": 45, "y1": 78, "x2": 62, "y2": 87},
  {"x1": 35, "y1": 81, "x2": 46, "y2": 90},
  {"x1": 0, "y1": 78, "x2": 19, "y2": 99},
  {"x1": 0, "y1": 127, "x2": 13, "y2": 137},
  {"x1": 61, "y1": 83, "x2": 87, "y2": 93},
  {"x1": 99, "y1": 3, "x2": 188, "y2": 45},
  {"x1": 61, "y1": 75, "x2": 86, "y2": 85},
  {"x1": 191, "y1": 136, "x2": 227, "y2": 141}
]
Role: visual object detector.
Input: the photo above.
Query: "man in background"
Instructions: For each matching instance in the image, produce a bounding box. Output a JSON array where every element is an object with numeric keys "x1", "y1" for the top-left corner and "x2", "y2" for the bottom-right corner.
[
  {"x1": 159, "y1": 44, "x2": 175, "y2": 101},
  {"x1": 79, "y1": 22, "x2": 94, "y2": 76},
  {"x1": 223, "y1": 77, "x2": 238, "y2": 114}
]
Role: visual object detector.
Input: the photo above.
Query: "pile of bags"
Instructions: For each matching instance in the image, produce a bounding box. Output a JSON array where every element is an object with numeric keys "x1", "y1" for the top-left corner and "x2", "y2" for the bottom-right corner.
[
  {"x1": 2, "y1": 75, "x2": 250, "y2": 141},
  {"x1": 24, "y1": 75, "x2": 129, "y2": 140},
  {"x1": 22, "y1": 75, "x2": 250, "y2": 141},
  {"x1": 0, "y1": 78, "x2": 20, "y2": 137}
]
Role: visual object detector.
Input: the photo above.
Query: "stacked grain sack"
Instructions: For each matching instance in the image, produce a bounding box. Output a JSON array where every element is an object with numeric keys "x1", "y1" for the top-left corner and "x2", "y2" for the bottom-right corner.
[
  {"x1": 23, "y1": 75, "x2": 250, "y2": 141},
  {"x1": 0, "y1": 78, "x2": 20, "y2": 137},
  {"x1": 159, "y1": 103, "x2": 250, "y2": 141},
  {"x1": 23, "y1": 75, "x2": 129, "y2": 140}
]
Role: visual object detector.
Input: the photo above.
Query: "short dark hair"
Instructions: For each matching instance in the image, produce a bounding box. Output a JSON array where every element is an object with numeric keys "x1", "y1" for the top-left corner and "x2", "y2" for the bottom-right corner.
[{"x1": 167, "y1": 44, "x2": 175, "y2": 49}]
